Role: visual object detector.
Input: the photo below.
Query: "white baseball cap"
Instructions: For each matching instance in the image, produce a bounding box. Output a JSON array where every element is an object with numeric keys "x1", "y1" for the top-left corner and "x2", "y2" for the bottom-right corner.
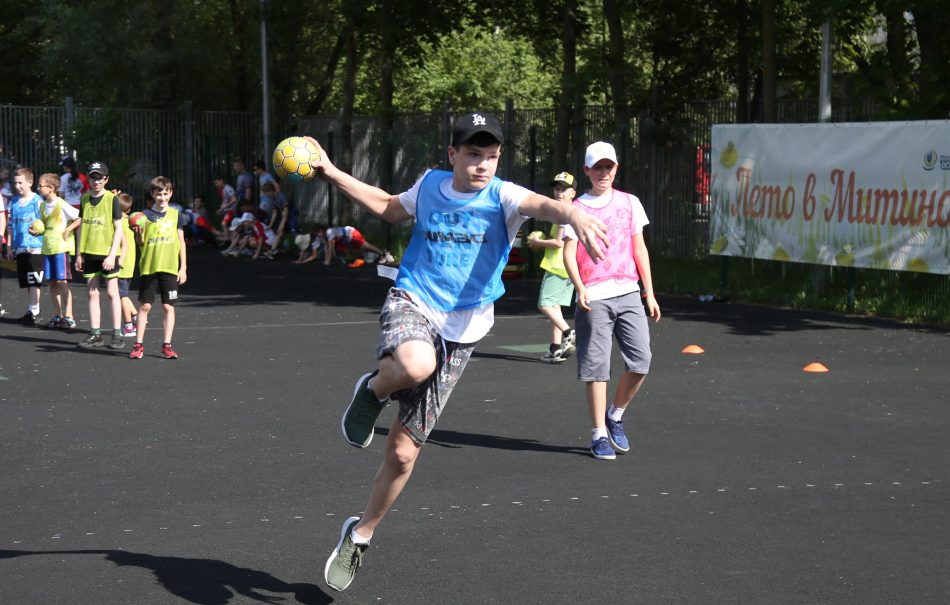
[
  {"x1": 230, "y1": 212, "x2": 255, "y2": 230},
  {"x1": 584, "y1": 141, "x2": 618, "y2": 168}
]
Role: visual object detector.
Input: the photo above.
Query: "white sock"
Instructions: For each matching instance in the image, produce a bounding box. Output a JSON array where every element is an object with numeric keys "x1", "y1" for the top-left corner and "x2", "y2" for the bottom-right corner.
[
  {"x1": 29, "y1": 304, "x2": 40, "y2": 316},
  {"x1": 592, "y1": 427, "x2": 608, "y2": 441},
  {"x1": 366, "y1": 377, "x2": 389, "y2": 404},
  {"x1": 351, "y1": 528, "x2": 371, "y2": 545},
  {"x1": 607, "y1": 406, "x2": 625, "y2": 422}
]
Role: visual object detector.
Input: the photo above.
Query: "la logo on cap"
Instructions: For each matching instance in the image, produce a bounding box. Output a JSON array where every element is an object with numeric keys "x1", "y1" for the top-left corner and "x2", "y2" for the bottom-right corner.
[{"x1": 472, "y1": 114, "x2": 486, "y2": 126}]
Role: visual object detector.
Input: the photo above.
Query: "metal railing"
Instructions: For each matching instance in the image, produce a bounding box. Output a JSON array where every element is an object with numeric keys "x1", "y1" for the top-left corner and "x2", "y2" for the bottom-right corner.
[{"x1": 2, "y1": 97, "x2": 946, "y2": 315}]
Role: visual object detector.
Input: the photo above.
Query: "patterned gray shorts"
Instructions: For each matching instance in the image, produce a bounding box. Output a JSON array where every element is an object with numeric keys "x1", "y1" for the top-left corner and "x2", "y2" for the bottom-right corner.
[{"x1": 376, "y1": 288, "x2": 475, "y2": 444}]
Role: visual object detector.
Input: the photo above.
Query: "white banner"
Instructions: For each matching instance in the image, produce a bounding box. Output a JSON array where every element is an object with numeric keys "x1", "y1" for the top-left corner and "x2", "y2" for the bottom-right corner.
[{"x1": 709, "y1": 121, "x2": 950, "y2": 274}]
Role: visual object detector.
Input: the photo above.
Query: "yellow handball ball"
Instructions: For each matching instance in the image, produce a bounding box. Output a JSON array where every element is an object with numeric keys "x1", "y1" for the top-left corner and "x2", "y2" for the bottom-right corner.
[
  {"x1": 272, "y1": 136, "x2": 320, "y2": 183},
  {"x1": 30, "y1": 219, "x2": 46, "y2": 235}
]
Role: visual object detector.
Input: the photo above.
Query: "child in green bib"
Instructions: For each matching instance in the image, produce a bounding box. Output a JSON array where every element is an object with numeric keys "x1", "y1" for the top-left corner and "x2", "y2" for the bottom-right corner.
[
  {"x1": 75, "y1": 161, "x2": 126, "y2": 349},
  {"x1": 129, "y1": 176, "x2": 188, "y2": 360}
]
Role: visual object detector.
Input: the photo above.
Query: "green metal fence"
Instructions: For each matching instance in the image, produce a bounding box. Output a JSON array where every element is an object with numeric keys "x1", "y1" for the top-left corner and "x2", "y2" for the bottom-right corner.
[{"x1": 2, "y1": 98, "x2": 946, "y2": 315}]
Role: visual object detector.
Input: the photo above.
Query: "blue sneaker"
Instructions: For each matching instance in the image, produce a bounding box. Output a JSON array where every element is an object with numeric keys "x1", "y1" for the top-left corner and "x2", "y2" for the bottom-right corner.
[
  {"x1": 605, "y1": 417, "x2": 629, "y2": 453},
  {"x1": 589, "y1": 436, "x2": 616, "y2": 460}
]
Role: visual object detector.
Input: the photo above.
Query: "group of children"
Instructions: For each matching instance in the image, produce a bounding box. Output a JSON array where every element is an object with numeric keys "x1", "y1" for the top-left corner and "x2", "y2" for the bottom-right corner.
[
  {"x1": 312, "y1": 112, "x2": 661, "y2": 593},
  {"x1": 216, "y1": 163, "x2": 295, "y2": 260},
  {"x1": 291, "y1": 224, "x2": 394, "y2": 267},
  {"x1": 4, "y1": 161, "x2": 187, "y2": 359}
]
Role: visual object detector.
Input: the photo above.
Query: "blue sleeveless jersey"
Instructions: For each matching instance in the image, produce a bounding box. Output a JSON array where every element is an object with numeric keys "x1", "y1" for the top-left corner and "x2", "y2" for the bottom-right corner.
[
  {"x1": 10, "y1": 194, "x2": 44, "y2": 250},
  {"x1": 396, "y1": 170, "x2": 512, "y2": 311}
]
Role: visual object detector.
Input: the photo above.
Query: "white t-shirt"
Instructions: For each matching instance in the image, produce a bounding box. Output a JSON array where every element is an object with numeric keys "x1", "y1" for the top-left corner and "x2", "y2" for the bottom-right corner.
[
  {"x1": 563, "y1": 190, "x2": 650, "y2": 302},
  {"x1": 396, "y1": 170, "x2": 532, "y2": 343},
  {"x1": 45, "y1": 198, "x2": 80, "y2": 222},
  {"x1": 58, "y1": 173, "x2": 86, "y2": 207}
]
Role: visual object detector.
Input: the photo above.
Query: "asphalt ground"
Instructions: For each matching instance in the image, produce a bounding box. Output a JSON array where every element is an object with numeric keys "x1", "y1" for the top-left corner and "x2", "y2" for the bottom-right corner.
[{"x1": 1, "y1": 248, "x2": 949, "y2": 604}]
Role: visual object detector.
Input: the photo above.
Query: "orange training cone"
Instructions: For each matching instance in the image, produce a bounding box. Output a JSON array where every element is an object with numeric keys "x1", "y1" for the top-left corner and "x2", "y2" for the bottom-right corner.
[
  {"x1": 803, "y1": 362, "x2": 829, "y2": 373},
  {"x1": 681, "y1": 344, "x2": 705, "y2": 354}
]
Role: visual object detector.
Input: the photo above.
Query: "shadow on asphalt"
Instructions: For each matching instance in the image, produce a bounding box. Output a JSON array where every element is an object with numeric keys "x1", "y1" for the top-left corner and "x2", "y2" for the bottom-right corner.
[
  {"x1": 471, "y1": 350, "x2": 548, "y2": 364},
  {"x1": 377, "y1": 427, "x2": 589, "y2": 456},
  {"x1": 0, "y1": 549, "x2": 332, "y2": 604}
]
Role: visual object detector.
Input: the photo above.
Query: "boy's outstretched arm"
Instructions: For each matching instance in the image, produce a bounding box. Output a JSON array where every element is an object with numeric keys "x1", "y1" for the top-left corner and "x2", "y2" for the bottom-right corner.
[
  {"x1": 519, "y1": 193, "x2": 608, "y2": 262},
  {"x1": 305, "y1": 137, "x2": 410, "y2": 224}
]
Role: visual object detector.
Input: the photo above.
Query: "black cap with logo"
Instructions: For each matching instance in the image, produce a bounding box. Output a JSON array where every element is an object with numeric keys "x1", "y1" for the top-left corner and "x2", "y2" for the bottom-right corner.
[
  {"x1": 451, "y1": 112, "x2": 504, "y2": 147},
  {"x1": 87, "y1": 161, "x2": 109, "y2": 176}
]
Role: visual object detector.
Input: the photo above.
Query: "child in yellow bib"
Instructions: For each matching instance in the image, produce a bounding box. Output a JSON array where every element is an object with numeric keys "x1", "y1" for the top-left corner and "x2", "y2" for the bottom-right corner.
[
  {"x1": 75, "y1": 161, "x2": 126, "y2": 350},
  {"x1": 117, "y1": 193, "x2": 139, "y2": 338},
  {"x1": 129, "y1": 176, "x2": 188, "y2": 360},
  {"x1": 526, "y1": 171, "x2": 578, "y2": 363},
  {"x1": 37, "y1": 172, "x2": 81, "y2": 328}
]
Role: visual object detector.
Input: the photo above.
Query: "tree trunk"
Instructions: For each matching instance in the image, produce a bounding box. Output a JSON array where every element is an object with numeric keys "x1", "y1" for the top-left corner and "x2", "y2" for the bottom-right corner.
[
  {"x1": 760, "y1": 0, "x2": 777, "y2": 123},
  {"x1": 910, "y1": 5, "x2": 950, "y2": 117},
  {"x1": 378, "y1": 0, "x2": 397, "y2": 193},
  {"x1": 340, "y1": 27, "x2": 358, "y2": 176},
  {"x1": 304, "y1": 32, "x2": 347, "y2": 116},
  {"x1": 883, "y1": 6, "x2": 908, "y2": 94},
  {"x1": 603, "y1": 0, "x2": 629, "y2": 129},
  {"x1": 229, "y1": 0, "x2": 249, "y2": 111},
  {"x1": 555, "y1": 0, "x2": 578, "y2": 171},
  {"x1": 735, "y1": 0, "x2": 750, "y2": 123}
]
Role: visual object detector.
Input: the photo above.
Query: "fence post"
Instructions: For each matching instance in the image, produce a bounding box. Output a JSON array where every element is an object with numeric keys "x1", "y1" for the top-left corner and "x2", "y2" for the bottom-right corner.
[
  {"x1": 384, "y1": 126, "x2": 393, "y2": 248},
  {"x1": 64, "y1": 97, "x2": 75, "y2": 155},
  {"x1": 503, "y1": 98, "x2": 514, "y2": 179},
  {"x1": 442, "y1": 100, "x2": 452, "y2": 155},
  {"x1": 326, "y1": 129, "x2": 334, "y2": 224},
  {"x1": 618, "y1": 122, "x2": 629, "y2": 191},
  {"x1": 182, "y1": 100, "x2": 195, "y2": 201},
  {"x1": 525, "y1": 125, "x2": 539, "y2": 276},
  {"x1": 847, "y1": 267, "x2": 857, "y2": 313}
]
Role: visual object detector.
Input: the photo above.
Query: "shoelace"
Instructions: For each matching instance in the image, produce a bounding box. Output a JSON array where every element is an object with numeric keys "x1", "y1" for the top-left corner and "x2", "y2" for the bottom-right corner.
[
  {"x1": 351, "y1": 390, "x2": 383, "y2": 424},
  {"x1": 342, "y1": 539, "x2": 365, "y2": 573}
]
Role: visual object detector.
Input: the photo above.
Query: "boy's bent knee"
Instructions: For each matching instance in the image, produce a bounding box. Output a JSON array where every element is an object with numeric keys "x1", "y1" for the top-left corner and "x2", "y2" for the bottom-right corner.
[{"x1": 393, "y1": 341, "x2": 437, "y2": 385}]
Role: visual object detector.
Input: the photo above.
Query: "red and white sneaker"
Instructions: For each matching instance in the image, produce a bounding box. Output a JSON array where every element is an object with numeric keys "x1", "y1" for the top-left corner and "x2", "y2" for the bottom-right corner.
[
  {"x1": 129, "y1": 343, "x2": 144, "y2": 360},
  {"x1": 161, "y1": 343, "x2": 179, "y2": 359}
]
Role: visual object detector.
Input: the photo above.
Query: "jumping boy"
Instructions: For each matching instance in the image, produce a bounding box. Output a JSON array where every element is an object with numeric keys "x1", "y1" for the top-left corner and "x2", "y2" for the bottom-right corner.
[
  {"x1": 75, "y1": 161, "x2": 126, "y2": 349},
  {"x1": 9, "y1": 168, "x2": 45, "y2": 325},
  {"x1": 129, "y1": 176, "x2": 188, "y2": 360},
  {"x1": 38, "y1": 173, "x2": 81, "y2": 329},
  {"x1": 562, "y1": 141, "x2": 661, "y2": 461},
  {"x1": 526, "y1": 171, "x2": 578, "y2": 363},
  {"x1": 309, "y1": 112, "x2": 608, "y2": 592}
]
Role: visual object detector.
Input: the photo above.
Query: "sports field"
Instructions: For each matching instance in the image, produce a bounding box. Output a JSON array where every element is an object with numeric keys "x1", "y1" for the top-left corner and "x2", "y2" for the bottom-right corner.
[{"x1": 1, "y1": 249, "x2": 948, "y2": 604}]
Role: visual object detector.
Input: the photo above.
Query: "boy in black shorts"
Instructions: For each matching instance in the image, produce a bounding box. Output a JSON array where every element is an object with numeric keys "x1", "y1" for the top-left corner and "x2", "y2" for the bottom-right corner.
[
  {"x1": 75, "y1": 161, "x2": 125, "y2": 349},
  {"x1": 129, "y1": 176, "x2": 188, "y2": 360}
]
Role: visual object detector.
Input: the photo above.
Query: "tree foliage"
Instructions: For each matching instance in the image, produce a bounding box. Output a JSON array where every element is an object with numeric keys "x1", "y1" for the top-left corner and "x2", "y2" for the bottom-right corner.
[{"x1": 0, "y1": 0, "x2": 946, "y2": 119}]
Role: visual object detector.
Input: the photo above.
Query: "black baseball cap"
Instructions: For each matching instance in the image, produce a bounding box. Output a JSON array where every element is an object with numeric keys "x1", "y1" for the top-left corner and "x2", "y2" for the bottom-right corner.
[
  {"x1": 87, "y1": 161, "x2": 109, "y2": 176},
  {"x1": 451, "y1": 112, "x2": 504, "y2": 147}
]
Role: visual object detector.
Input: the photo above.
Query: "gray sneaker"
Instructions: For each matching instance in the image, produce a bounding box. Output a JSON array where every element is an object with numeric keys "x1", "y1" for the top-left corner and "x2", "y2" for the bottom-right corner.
[
  {"x1": 78, "y1": 333, "x2": 104, "y2": 348},
  {"x1": 108, "y1": 334, "x2": 126, "y2": 349},
  {"x1": 324, "y1": 516, "x2": 368, "y2": 592},
  {"x1": 341, "y1": 372, "x2": 387, "y2": 448}
]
